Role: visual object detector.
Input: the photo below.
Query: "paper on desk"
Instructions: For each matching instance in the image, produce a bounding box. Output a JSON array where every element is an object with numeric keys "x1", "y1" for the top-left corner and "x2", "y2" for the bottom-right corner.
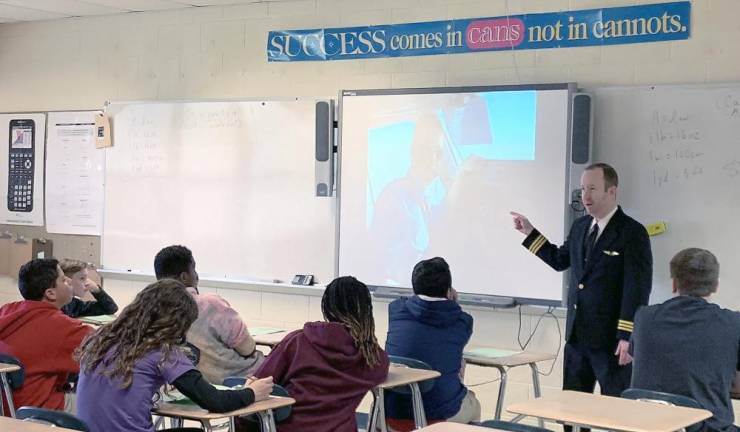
[
  {"x1": 250, "y1": 327, "x2": 285, "y2": 336},
  {"x1": 464, "y1": 348, "x2": 522, "y2": 358},
  {"x1": 79, "y1": 315, "x2": 116, "y2": 325}
]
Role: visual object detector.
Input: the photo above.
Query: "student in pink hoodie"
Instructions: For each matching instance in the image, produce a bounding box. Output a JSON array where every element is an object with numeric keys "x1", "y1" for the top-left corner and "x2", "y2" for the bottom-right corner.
[{"x1": 251, "y1": 276, "x2": 390, "y2": 432}]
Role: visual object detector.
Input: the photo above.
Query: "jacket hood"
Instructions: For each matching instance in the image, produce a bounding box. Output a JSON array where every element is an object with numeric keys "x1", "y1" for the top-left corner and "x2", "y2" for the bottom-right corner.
[
  {"x1": 0, "y1": 300, "x2": 60, "y2": 340},
  {"x1": 302, "y1": 321, "x2": 377, "y2": 370},
  {"x1": 401, "y1": 295, "x2": 464, "y2": 328}
]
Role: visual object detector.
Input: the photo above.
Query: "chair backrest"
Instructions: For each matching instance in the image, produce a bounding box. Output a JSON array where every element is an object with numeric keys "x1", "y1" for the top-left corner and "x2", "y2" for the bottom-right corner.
[
  {"x1": 222, "y1": 377, "x2": 292, "y2": 423},
  {"x1": 182, "y1": 343, "x2": 201, "y2": 366},
  {"x1": 356, "y1": 411, "x2": 370, "y2": 431},
  {"x1": 621, "y1": 388, "x2": 704, "y2": 432},
  {"x1": 388, "y1": 355, "x2": 437, "y2": 394},
  {"x1": 0, "y1": 353, "x2": 24, "y2": 390},
  {"x1": 479, "y1": 419, "x2": 552, "y2": 432},
  {"x1": 16, "y1": 406, "x2": 90, "y2": 431}
]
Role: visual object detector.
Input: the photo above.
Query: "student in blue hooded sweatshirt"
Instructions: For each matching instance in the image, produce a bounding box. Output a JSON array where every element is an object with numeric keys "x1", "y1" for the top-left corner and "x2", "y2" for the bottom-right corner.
[{"x1": 385, "y1": 257, "x2": 481, "y2": 424}]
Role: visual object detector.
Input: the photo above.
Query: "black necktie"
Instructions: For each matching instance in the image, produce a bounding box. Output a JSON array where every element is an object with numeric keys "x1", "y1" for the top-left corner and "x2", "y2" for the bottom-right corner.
[{"x1": 584, "y1": 224, "x2": 599, "y2": 263}]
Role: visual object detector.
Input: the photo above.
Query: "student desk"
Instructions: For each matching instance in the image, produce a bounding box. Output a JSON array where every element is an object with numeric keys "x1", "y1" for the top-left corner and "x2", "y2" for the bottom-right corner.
[
  {"x1": 506, "y1": 390, "x2": 712, "y2": 432},
  {"x1": 0, "y1": 416, "x2": 80, "y2": 431},
  {"x1": 253, "y1": 331, "x2": 289, "y2": 349},
  {"x1": 463, "y1": 349, "x2": 555, "y2": 422},
  {"x1": 153, "y1": 395, "x2": 295, "y2": 432},
  {"x1": 0, "y1": 362, "x2": 20, "y2": 417},
  {"x1": 367, "y1": 364, "x2": 441, "y2": 432}
]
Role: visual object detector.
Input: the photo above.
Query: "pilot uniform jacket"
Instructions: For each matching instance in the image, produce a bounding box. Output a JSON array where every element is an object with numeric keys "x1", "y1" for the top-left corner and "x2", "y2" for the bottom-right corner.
[{"x1": 522, "y1": 206, "x2": 652, "y2": 349}]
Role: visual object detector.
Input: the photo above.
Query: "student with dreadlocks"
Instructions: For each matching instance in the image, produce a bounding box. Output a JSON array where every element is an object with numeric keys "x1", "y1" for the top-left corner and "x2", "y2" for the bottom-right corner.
[
  {"x1": 250, "y1": 276, "x2": 389, "y2": 432},
  {"x1": 75, "y1": 279, "x2": 274, "y2": 432}
]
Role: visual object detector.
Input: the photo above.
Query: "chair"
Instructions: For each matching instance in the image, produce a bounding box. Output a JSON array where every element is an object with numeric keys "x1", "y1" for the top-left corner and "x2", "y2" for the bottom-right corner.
[
  {"x1": 0, "y1": 353, "x2": 24, "y2": 417},
  {"x1": 222, "y1": 377, "x2": 292, "y2": 423},
  {"x1": 479, "y1": 419, "x2": 552, "y2": 432},
  {"x1": 16, "y1": 406, "x2": 90, "y2": 431},
  {"x1": 621, "y1": 388, "x2": 705, "y2": 432},
  {"x1": 183, "y1": 342, "x2": 201, "y2": 365},
  {"x1": 383, "y1": 355, "x2": 440, "y2": 432},
  {"x1": 356, "y1": 411, "x2": 370, "y2": 431}
]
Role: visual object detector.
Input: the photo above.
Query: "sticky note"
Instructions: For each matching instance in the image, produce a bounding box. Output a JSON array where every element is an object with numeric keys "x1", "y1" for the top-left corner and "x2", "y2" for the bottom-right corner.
[{"x1": 646, "y1": 221, "x2": 667, "y2": 237}]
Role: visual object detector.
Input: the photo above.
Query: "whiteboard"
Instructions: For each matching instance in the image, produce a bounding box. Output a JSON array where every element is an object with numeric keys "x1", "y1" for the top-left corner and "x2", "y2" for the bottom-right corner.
[
  {"x1": 102, "y1": 100, "x2": 335, "y2": 284},
  {"x1": 593, "y1": 85, "x2": 740, "y2": 311}
]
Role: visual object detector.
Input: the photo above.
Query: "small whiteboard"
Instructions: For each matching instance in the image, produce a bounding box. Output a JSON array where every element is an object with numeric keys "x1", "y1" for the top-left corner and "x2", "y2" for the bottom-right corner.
[{"x1": 102, "y1": 99, "x2": 335, "y2": 284}]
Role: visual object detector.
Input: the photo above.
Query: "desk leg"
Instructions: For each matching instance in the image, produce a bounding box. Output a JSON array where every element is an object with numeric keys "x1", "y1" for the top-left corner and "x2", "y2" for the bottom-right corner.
[
  {"x1": 1, "y1": 372, "x2": 15, "y2": 417},
  {"x1": 377, "y1": 388, "x2": 388, "y2": 432},
  {"x1": 367, "y1": 389, "x2": 389, "y2": 432},
  {"x1": 153, "y1": 416, "x2": 164, "y2": 430},
  {"x1": 410, "y1": 383, "x2": 428, "y2": 429},
  {"x1": 199, "y1": 420, "x2": 214, "y2": 432},
  {"x1": 494, "y1": 365, "x2": 508, "y2": 420},
  {"x1": 229, "y1": 416, "x2": 236, "y2": 432},
  {"x1": 367, "y1": 389, "x2": 379, "y2": 432},
  {"x1": 529, "y1": 362, "x2": 544, "y2": 428},
  {"x1": 258, "y1": 409, "x2": 278, "y2": 432}
]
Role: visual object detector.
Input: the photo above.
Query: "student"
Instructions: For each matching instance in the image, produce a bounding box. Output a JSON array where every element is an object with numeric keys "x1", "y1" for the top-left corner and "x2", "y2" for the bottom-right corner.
[
  {"x1": 0, "y1": 258, "x2": 92, "y2": 412},
  {"x1": 154, "y1": 245, "x2": 264, "y2": 383},
  {"x1": 385, "y1": 257, "x2": 480, "y2": 424},
  {"x1": 76, "y1": 278, "x2": 273, "y2": 432},
  {"x1": 631, "y1": 248, "x2": 740, "y2": 432},
  {"x1": 60, "y1": 259, "x2": 118, "y2": 318},
  {"x1": 251, "y1": 276, "x2": 390, "y2": 432}
]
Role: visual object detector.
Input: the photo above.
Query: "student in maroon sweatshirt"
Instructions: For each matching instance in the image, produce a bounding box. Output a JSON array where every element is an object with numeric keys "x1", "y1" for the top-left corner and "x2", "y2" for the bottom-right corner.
[
  {"x1": 0, "y1": 258, "x2": 92, "y2": 412},
  {"x1": 251, "y1": 276, "x2": 390, "y2": 432}
]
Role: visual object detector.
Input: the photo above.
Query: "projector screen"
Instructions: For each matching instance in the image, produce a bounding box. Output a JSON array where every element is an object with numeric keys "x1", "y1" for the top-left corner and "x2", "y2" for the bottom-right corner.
[{"x1": 337, "y1": 84, "x2": 573, "y2": 305}]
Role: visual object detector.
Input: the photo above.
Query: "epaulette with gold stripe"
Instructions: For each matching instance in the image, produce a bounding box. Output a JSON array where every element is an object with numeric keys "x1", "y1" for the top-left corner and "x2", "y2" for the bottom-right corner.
[
  {"x1": 528, "y1": 234, "x2": 547, "y2": 255},
  {"x1": 617, "y1": 319, "x2": 634, "y2": 333}
]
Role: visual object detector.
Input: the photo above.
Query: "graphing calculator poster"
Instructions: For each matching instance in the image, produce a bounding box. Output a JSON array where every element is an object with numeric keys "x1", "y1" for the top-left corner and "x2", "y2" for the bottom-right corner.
[{"x1": 0, "y1": 113, "x2": 46, "y2": 226}]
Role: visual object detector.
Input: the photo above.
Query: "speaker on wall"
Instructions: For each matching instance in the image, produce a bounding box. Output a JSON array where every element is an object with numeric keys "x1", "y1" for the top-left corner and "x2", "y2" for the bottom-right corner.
[
  {"x1": 570, "y1": 92, "x2": 593, "y2": 214},
  {"x1": 315, "y1": 100, "x2": 335, "y2": 197},
  {"x1": 571, "y1": 93, "x2": 592, "y2": 165}
]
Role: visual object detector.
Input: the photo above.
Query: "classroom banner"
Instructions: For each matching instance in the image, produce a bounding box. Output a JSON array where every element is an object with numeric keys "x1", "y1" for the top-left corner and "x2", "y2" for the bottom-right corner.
[{"x1": 267, "y1": 1, "x2": 690, "y2": 62}]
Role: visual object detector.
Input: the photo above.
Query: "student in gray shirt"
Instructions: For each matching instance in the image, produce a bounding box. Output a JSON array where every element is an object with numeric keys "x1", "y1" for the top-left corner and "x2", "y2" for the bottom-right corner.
[
  {"x1": 631, "y1": 248, "x2": 740, "y2": 432},
  {"x1": 60, "y1": 259, "x2": 118, "y2": 318}
]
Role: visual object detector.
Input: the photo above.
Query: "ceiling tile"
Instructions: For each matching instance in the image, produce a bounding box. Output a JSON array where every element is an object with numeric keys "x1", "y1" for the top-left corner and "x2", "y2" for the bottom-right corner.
[
  {"x1": 0, "y1": 3, "x2": 68, "y2": 20},
  {"x1": 0, "y1": 0, "x2": 124, "y2": 16}
]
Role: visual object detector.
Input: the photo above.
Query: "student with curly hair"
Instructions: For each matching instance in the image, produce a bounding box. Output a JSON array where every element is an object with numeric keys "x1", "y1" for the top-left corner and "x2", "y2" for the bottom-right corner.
[{"x1": 75, "y1": 279, "x2": 273, "y2": 432}]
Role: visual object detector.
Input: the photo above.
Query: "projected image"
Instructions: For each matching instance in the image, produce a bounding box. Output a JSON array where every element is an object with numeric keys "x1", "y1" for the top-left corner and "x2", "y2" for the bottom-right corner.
[
  {"x1": 365, "y1": 91, "x2": 537, "y2": 285},
  {"x1": 339, "y1": 86, "x2": 569, "y2": 302}
]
